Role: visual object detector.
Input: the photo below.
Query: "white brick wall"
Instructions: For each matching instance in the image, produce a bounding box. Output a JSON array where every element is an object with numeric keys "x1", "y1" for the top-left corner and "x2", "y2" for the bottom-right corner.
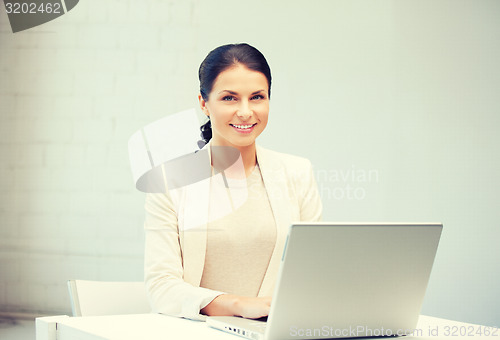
[
  {"x1": 1, "y1": 0, "x2": 499, "y2": 327},
  {"x1": 0, "y1": 0, "x2": 176, "y2": 315}
]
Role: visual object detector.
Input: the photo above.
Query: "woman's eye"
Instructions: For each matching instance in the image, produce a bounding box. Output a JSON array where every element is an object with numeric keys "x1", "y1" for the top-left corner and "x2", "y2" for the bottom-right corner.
[
  {"x1": 222, "y1": 96, "x2": 235, "y2": 101},
  {"x1": 251, "y1": 94, "x2": 264, "y2": 100}
]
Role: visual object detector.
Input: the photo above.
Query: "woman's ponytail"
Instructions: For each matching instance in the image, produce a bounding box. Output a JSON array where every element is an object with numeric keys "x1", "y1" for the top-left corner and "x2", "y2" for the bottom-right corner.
[{"x1": 197, "y1": 119, "x2": 212, "y2": 149}]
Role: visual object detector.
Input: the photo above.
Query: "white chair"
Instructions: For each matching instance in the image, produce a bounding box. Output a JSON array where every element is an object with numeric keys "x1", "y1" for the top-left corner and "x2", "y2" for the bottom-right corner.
[{"x1": 67, "y1": 280, "x2": 152, "y2": 316}]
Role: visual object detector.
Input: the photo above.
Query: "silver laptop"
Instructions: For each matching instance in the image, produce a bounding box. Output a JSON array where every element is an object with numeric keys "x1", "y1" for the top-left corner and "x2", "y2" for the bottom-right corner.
[{"x1": 207, "y1": 222, "x2": 442, "y2": 339}]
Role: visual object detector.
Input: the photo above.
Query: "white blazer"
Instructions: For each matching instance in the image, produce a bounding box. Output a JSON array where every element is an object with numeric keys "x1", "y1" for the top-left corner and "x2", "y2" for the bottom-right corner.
[{"x1": 143, "y1": 144, "x2": 322, "y2": 320}]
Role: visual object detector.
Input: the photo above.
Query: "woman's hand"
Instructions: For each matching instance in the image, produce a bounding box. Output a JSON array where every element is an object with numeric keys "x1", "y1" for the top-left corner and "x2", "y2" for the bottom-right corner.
[
  {"x1": 201, "y1": 294, "x2": 271, "y2": 319},
  {"x1": 234, "y1": 296, "x2": 272, "y2": 319}
]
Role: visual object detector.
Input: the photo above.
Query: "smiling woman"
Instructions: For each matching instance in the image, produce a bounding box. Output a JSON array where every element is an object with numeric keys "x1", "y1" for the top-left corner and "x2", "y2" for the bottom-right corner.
[
  {"x1": 143, "y1": 43, "x2": 323, "y2": 321},
  {"x1": 199, "y1": 63, "x2": 269, "y2": 176},
  {"x1": 198, "y1": 44, "x2": 271, "y2": 146}
]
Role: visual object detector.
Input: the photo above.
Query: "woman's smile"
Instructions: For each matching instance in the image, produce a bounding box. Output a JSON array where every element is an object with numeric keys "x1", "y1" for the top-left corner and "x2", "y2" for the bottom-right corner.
[{"x1": 230, "y1": 123, "x2": 257, "y2": 133}]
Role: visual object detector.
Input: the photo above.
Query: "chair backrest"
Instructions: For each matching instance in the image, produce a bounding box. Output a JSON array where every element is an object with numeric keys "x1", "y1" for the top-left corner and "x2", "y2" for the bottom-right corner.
[{"x1": 67, "y1": 280, "x2": 151, "y2": 316}]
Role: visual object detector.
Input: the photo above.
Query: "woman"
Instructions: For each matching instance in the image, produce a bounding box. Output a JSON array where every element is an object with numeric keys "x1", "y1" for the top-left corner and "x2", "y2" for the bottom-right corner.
[{"x1": 144, "y1": 43, "x2": 322, "y2": 321}]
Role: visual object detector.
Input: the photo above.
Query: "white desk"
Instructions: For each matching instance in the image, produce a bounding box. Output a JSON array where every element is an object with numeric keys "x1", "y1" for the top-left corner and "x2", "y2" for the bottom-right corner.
[
  {"x1": 36, "y1": 313, "x2": 236, "y2": 340},
  {"x1": 36, "y1": 313, "x2": 499, "y2": 340}
]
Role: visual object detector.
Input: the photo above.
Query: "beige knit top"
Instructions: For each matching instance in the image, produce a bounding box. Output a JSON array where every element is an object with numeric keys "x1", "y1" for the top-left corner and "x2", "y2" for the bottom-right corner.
[{"x1": 200, "y1": 164, "x2": 277, "y2": 296}]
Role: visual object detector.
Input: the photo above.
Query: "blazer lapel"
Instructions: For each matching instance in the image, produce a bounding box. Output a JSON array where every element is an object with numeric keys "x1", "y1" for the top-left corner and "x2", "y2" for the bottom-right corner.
[
  {"x1": 180, "y1": 143, "x2": 244, "y2": 286},
  {"x1": 179, "y1": 178, "x2": 210, "y2": 286},
  {"x1": 256, "y1": 145, "x2": 293, "y2": 296},
  {"x1": 178, "y1": 146, "x2": 212, "y2": 286}
]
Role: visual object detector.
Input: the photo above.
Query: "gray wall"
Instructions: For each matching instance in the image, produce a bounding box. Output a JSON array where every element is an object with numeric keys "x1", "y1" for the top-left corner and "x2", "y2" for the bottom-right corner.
[{"x1": 0, "y1": 0, "x2": 498, "y2": 327}]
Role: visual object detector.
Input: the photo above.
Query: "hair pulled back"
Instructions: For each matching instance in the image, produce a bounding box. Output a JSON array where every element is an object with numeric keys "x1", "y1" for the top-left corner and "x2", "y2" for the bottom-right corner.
[{"x1": 197, "y1": 43, "x2": 272, "y2": 148}]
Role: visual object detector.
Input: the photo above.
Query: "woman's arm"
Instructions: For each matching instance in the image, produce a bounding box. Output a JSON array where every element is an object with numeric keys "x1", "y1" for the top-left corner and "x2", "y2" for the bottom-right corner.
[
  {"x1": 144, "y1": 192, "x2": 224, "y2": 320},
  {"x1": 201, "y1": 294, "x2": 272, "y2": 319}
]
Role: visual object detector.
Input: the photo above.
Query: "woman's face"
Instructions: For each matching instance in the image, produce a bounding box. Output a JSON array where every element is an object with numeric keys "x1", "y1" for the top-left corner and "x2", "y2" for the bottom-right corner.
[{"x1": 199, "y1": 63, "x2": 269, "y2": 150}]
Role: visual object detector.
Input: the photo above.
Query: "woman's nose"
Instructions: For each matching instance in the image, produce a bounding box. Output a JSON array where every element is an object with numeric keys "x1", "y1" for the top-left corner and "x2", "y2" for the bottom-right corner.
[{"x1": 237, "y1": 101, "x2": 253, "y2": 119}]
